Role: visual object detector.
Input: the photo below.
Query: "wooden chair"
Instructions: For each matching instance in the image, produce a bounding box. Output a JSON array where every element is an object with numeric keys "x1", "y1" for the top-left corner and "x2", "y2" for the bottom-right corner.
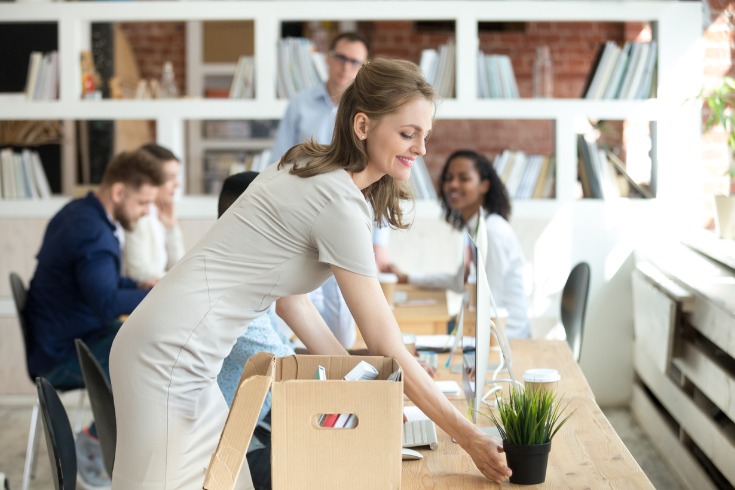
[
  {"x1": 9, "y1": 273, "x2": 86, "y2": 490},
  {"x1": 561, "y1": 263, "x2": 591, "y2": 362},
  {"x1": 36, "y1": 377, "x2": 77, "y2": 490},
  {"x1": 75, "y1": 339, "x2": 116, "y2": 477}
]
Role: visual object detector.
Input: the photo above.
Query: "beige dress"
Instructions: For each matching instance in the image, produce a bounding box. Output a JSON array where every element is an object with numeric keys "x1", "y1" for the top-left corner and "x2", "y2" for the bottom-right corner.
[{"x1": 109, "y1": 163, "x2": 376, "y2": 489}]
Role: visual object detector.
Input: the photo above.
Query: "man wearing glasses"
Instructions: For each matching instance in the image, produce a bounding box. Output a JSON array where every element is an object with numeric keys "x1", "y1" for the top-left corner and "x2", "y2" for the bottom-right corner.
[{"x1": 271, "y1": 31, "x2": 369, "y2": 160}]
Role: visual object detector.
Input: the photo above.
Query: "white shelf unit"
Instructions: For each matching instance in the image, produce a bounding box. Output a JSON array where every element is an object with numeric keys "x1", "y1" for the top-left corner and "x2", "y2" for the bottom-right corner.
[
  {"x1": 184, "y1": 20, "x2": 275, "y2": 194},
  {"x1": 0, "y1": 1, "x2": 704, "y2": 404},
  {"x1": 0, "y1": 1, "x2": 701, "y2": 210}
]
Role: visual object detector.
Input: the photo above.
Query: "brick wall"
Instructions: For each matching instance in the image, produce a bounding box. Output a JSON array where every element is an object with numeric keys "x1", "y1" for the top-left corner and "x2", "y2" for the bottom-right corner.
[{"x1": 118, "y1": 22, "x2": 187, "y2": 95}]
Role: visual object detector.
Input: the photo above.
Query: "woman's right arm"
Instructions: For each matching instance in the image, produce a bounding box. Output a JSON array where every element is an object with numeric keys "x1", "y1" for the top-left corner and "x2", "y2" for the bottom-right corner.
[
  {"x1": 332, "y1": 265, "x2": 512, "y2": 482},
  {"x1": 275, "y1": 294, "x2": 347, "y2": 355}
]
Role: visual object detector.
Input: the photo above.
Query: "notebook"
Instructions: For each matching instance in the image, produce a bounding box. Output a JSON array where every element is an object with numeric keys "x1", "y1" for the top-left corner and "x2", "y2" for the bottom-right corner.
[{"x1": 403, "y1": 406, "x2": 439, "y2": 450}]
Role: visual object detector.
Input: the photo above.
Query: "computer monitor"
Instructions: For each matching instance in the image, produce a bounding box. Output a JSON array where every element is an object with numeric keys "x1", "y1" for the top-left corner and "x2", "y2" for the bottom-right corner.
[{"x1": 460, "y1": 228, "x2": 520, "y2": 422}]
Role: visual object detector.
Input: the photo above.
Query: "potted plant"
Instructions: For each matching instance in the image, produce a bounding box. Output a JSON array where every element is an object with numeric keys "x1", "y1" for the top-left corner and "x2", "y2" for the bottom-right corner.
[
  {"x1": 483, "y1": 386, "x2": 574, "y2": 485},
  {"x1": 699, "y1": 76, "x2": 735, "y2": 238}
]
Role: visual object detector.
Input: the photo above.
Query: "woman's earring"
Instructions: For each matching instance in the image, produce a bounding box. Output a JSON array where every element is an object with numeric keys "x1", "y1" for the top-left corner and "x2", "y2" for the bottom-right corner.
[{"x1": 361, "y1": 135, "x2": 366, "y2": 140}]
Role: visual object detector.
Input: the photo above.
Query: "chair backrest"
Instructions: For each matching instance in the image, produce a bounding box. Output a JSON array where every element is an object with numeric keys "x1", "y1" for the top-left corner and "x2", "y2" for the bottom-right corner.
[
  {"x1": 75, "y1": 339, "x2": 116, "y2": 477},
  {"x1": 36, "y1": 377, "x2": 77, "y2": 490},
  {"x1": 561, "y1": 262, "x2": 591, "y2": 362},
  {"x1": 9, "y1": 272, "x2": 32, "y2": 353}
]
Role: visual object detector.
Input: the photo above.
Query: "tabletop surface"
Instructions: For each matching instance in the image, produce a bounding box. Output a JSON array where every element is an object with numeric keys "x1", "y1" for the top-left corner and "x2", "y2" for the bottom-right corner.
[{"x1": 400, "y1": 339, "x2": 654, "y2": 489}]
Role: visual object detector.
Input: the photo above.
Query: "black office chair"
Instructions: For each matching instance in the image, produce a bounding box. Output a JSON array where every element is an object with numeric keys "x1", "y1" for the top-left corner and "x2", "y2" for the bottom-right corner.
[
  {"x1": 10, "y1": 272, "x2": 86, "y2": 490},
  {"x1": 561, "y1": 262, "x2": 591, "y2": 362},
  {"x1": 75, "y1": 339, "x2": 116, "y2": 477},
  {"x1": 36, "y1": 377, "x2": 77, "y2": 490}
]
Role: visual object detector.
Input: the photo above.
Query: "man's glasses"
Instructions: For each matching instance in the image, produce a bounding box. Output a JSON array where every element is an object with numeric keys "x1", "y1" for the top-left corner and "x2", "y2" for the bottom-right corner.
[{"x1": 329, "y1": 51, "x2": 364, "y2": 68}]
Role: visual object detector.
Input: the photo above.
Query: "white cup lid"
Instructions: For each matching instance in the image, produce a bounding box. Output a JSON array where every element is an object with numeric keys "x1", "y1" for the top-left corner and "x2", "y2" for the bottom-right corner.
[
  {"x1": 378, "y1": 272, "x2": 398, "y2": 284},
  {"x1": 523, "y1": 368, "x2": 560, "y2": 383}
]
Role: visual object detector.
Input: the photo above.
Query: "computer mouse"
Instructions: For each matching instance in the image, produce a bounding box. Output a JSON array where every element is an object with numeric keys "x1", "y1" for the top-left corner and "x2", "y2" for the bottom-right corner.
[{"x1": 401, "y1": 448, "x2": 423, "y2": 461}]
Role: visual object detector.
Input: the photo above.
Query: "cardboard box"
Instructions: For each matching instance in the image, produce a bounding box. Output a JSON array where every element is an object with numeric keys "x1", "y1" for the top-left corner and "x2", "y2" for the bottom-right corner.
[{"x1": 205, "y1": 353, "x2": 404, "y2": 490}]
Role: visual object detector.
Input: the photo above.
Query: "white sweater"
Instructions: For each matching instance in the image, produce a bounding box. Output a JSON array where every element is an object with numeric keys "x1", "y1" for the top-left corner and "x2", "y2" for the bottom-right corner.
[{"x1": 123, "y1": 205, "x2": 185, "y2": 283}]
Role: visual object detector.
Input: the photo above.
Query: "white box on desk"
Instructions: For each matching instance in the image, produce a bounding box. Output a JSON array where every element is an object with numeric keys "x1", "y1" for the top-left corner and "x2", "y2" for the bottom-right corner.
[{"x1": 205, "y1": 352, "x2": 404, "y2": 490}]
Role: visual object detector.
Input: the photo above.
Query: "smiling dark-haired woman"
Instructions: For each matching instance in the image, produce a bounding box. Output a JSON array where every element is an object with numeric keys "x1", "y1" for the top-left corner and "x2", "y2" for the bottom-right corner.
[{"x1": 391, "y1": 149, "x2": 531, "y2": 339}]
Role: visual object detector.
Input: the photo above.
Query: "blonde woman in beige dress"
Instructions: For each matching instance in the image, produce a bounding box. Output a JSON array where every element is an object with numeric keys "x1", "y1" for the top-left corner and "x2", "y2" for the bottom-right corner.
[{"x1": 109, "y1": 58, "x2": 511, "y2": 489}]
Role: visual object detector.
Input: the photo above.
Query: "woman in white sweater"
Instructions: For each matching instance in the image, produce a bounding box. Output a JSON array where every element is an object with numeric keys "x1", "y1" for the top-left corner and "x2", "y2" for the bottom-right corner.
[
  {"x1": 123, "y1": 144, "x2": 185, "y2": 286},
  {"x1": 394, "y1": 149, "x2": 530, "y2": 338}
]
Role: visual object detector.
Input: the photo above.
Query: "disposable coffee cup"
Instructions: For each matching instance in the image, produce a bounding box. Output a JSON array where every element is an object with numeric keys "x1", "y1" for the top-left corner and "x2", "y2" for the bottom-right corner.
[
  {"x1": 522, "y1": 368, "x2": 560, "y2": 394},
  {"x1": 402, "y1": 333, "x2": 417, "y2": 356},
  {"x1": 378, "y1": 272, "x2": 398, "y2": 307}
]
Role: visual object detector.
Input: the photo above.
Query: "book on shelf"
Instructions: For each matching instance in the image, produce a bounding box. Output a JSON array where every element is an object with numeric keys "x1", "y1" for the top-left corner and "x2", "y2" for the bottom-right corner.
[
  {"x1": 577, "y1": 135, "x2": 652, "y2": 199},
  {"x1": 584, "y1": 41, "x2": 657, "y2": 100},
  {"x1": 229, "y1": 56, "x2": 255, "y2": 99},
  {"x1": 24, "y1": 51, "x2": 58, "y2": 101},
  {"x1": 584, "y1": 41, "x2": 620, "y2": 99},
  {"x1": 276, "y1": 38, "x2": 327, "y2": 99},
  {"x1": 620, "y1": 42, "x2": 650, "y2": 100},
  {"x1": 478, "y1": 53, "x2": 518, "y2": 99},
  {"x1": 24, "y1": 52, "x2": 43, "y2": 100},
  {"x1": 419, "y1": 48, "x2": 439, "y2": 85},
  {"x1": 504, "y1": 151, "x2": 527, "y2": 197},
  {"x1": 492, "y1": 149, "x2": 554, "y2": 199},
  {"x1": 577, "y1": 134, "x2": 602, "y2": 198},
  {"x1": 580, "y1": 43, "x2": 606, "y2": 99},
  {"x1": 602, "y1": 42, "x2": 632, "y2": 99},
  {"x1": 497, "y1": 55, "x2": 519, "y2": 99},
  {"x1": 0, "y1": 148, "x2": 51, "y2": 200},
  {"x1": 634, "y1": 40, "x2": 657, "y2": 100},
  {"x1": 533, "y1": 156, "x2": 555, "y2": 199},
  {"x1": 419, "y1": 40, "x2": 455, "y2": 98}
]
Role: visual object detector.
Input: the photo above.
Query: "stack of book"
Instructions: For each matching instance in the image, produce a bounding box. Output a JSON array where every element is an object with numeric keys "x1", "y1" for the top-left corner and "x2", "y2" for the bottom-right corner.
[
  {"x1": 576, "y1": 134, "x2": 652, "y2": 199},
  {"x1": 494, "y1": 149, "x2": 555, "y2": 199},
  {"x1": 419, "y1": 40, "x2": 455, "y2": 99},
  {"x1": 0, "y1": 148, "x2": 52, "y2": 200},
  {"x1": 477, "y1": 51, "x2": 519, "y2": 99},
  {"x1": 276, "y1": 38, "x2": 328, "y2": 98},
  {"x1": 583, "y1": 40, "x2": 657, "y2": 100},
  {"x1": 25, "y1": 51, "x2": 59, "y2": 101},
  {"x1": 229, "y1": 56, "x2": 255, "y2": 99}
]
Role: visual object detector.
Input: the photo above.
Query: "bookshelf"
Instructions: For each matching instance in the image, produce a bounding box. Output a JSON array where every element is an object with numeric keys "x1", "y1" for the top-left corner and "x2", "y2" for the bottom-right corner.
[
  {"x1": 0, "y1": 1, "x2": 703, "y2": 403},
  {"x1": 0, "y1": 1, "x2": 701, "y2": 209}
]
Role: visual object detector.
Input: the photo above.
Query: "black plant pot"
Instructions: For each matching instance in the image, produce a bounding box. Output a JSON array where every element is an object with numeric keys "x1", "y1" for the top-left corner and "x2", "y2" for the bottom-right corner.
[{"x1": 503, "y1": 440, "x2": 552, "y2": 485}]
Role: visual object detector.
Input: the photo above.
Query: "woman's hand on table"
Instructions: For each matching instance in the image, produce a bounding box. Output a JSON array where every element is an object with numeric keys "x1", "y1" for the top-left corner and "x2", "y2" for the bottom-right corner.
[{"x1": 462, "y1": 429, "x2": 511, "y2": 482}]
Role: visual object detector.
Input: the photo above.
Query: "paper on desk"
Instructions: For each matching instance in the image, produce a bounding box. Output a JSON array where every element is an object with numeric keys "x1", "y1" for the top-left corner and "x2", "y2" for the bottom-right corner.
[
  {"x1": 435, "y1": 380, "x2": 462, "y2": 395},
  {"x1": 415, "y1": 335, "x2": 475, "y2": 351}
]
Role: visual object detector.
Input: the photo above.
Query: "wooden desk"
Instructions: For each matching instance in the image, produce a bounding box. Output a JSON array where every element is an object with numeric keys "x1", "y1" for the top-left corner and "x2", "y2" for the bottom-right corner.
[
  {"x1": 392, "y1": 284, "x2": 452, "y2": 336},
  {"x1": 401, "y1": 339, "x2": 652, "y2": 489}
]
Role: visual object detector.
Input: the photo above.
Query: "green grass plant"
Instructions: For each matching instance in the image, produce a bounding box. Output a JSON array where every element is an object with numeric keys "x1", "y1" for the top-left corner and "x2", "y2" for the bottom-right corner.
[{"x1": 484, "y1": 386, "x2": 574, "y2": 446}]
